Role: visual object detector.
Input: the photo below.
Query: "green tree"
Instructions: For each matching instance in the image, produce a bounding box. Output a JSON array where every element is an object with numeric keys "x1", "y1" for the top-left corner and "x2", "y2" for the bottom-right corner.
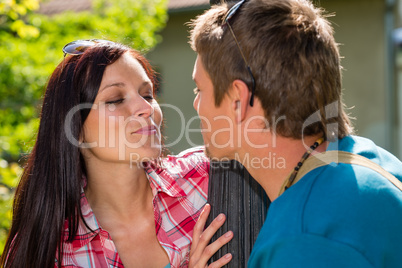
[
  {"x1": 0, "y1": 0, "x2": 167, "y2": 254},
  {"x1": 0, "y1": 0, "x2": 42, "y2": 253},
  {"x1": 0, "y1": 0, "x2": 41, "y2": 38}
]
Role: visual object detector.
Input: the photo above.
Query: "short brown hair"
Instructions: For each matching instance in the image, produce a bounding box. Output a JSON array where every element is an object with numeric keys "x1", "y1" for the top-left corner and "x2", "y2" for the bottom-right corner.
[{"x1": 189, "y1": 0, "x2": 353, "y2": 140}]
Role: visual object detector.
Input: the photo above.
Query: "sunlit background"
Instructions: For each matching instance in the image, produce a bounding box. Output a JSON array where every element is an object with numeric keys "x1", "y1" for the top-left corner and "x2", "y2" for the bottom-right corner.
[{"x1": 1, "y1": 0, "x2": 402, "y2": 254}]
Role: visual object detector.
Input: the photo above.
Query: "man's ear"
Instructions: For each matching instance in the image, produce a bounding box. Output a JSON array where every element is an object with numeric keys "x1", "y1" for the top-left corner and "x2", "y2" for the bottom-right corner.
[{"x1": 229, "y1": 79, "x2": 250, "y2": 124}]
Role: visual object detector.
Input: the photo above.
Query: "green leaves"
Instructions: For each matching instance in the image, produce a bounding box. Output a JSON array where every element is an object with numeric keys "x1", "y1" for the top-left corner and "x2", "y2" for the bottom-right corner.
[
  {"x1": 10, "y1": 19, "x2": 40, "y2": 38},
  {"x1": 0, "y1": 0, "x2": 41, "y2": 38}
]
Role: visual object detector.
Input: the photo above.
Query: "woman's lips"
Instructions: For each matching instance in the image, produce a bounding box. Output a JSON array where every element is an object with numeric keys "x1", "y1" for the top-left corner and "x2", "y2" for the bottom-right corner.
[{"x1": 132, "y1": 125, "x2": 157, "y2": 135}]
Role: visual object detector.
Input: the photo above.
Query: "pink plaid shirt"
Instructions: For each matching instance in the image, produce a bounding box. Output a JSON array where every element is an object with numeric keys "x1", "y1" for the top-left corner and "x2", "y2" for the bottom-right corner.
[{"x1": 58, "y1": 147, "x2": 209, "y2": 268}]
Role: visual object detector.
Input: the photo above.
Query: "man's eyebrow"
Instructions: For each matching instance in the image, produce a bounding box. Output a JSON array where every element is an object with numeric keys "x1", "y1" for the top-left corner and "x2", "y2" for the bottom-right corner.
[{"x1": 100, "y1": 82, "x2": 125, "y2": 92}]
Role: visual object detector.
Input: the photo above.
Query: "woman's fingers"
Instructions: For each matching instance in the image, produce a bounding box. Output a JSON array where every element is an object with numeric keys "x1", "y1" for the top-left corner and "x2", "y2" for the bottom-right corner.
[
  {"x1": 196, "y1": 212, "x2": 227, "y2": 252},
  {"x1": 189, "y1": 204, "x2": 234, "y2": 268},
  {"x1": 190, "y1": 230, "x2": 233, "y2": 268},
  {"x1": 197, "y1": 230, "x2": 233, "y2": 266},
  {"x1": 191, "y1": 203, "x2": 211, "y2": 253},
  {"x1": 208, "y1": 253, "x2": 233, "y2": 268}
]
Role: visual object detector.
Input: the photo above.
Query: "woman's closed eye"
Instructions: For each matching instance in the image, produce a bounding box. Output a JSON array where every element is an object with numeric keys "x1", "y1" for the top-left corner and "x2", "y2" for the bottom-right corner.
[
  {"x1": 105, "y1": 98, "x2": 124, "y2": 105},
  {"x1": 143, "y1": 95, "x2": 154, "y2": 101}
]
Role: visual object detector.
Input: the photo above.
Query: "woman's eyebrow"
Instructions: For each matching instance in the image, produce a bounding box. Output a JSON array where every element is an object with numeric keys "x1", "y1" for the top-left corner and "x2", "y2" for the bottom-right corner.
[
  {"x1": 100, "y1": 80, "x2": 152, "y2": 93},
  {"x1": 99, "y1": 82, "x2": 125, "y2": 92},
  {"x1": 139, "y1": 81, "x2": 152, "y2": 88},
  {"x1": 139, "y1": 81, "x2": 153, "y2": 92}
]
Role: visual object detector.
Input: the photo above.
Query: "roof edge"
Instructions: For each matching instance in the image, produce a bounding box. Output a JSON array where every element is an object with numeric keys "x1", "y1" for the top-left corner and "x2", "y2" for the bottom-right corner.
[{"x1": 168, "y1": 5, "x2": 210, "y2": 14}]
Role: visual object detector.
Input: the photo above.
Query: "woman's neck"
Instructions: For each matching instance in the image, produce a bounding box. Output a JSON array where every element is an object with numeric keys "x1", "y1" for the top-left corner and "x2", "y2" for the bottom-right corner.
[{"x1": 84, "y1": 159, "x2": 153, "y2": 221}]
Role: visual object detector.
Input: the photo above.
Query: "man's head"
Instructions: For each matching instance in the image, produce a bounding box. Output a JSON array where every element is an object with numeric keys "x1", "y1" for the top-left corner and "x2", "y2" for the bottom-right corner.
[{"x1": 190, "y1": 0, "x2": 353, "y2": 144}]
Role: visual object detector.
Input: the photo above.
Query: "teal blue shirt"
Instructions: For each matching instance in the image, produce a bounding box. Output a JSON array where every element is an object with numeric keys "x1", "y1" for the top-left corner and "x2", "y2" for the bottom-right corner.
[{"x1": 248, "y1": 136, "x2": 402, "y2": 267}]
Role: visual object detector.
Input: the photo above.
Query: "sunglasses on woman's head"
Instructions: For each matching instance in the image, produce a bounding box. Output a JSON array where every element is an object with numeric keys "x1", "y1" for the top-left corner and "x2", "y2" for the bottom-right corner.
[
  {"x1": 222, "y1": 0, "x2": 256, "y2": 107},
  {"x1": 62, "y1": 39, "x2": 112, "y2": 56}
]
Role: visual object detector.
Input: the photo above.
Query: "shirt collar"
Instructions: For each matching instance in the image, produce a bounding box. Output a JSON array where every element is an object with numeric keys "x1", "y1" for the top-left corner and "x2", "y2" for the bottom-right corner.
[{"x1": 144, "y1": 161, "x2": 186, "y2": 198}]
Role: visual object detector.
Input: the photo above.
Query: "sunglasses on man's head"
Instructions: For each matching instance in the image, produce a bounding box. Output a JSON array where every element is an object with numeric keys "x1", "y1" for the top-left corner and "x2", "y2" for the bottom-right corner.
[
  {"x1": 62, "y1": 39, "x2": 112, "y2": 56},
  {"x1": 222, "y1": 0, "x2": 256, "y2": 107},
  {"x1": 223, "y1": 0, "x2": 246, "y2": 22}
]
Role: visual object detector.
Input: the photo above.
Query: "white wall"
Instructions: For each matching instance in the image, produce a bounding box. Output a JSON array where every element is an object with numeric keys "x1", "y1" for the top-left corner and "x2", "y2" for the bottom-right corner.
[{"x1": 147, "y1": 11, "x2": 204, "y2": 154}]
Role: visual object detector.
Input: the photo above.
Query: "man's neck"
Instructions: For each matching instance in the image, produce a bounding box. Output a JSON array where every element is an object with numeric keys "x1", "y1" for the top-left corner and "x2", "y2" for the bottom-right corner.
[{"x1": 238, "y1": 134, "x2": 328, "y2": 201}]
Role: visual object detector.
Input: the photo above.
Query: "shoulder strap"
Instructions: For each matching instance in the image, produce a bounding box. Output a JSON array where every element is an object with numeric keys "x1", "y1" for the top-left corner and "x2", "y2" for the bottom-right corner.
[{"x1": 278, "y1": 151, "x2": 402, "y2": 196}]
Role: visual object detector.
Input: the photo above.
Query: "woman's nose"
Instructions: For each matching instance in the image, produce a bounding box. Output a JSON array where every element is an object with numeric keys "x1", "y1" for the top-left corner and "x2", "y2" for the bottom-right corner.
[{"x1": 133, "y1": 97, "x2": 154, "y2": 118}]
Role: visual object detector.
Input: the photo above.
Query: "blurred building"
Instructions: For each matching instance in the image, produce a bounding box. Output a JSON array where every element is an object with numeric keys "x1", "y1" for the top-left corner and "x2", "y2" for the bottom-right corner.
[{"x1": 40, "y1": 0, "x2": 402, "y2": 158}]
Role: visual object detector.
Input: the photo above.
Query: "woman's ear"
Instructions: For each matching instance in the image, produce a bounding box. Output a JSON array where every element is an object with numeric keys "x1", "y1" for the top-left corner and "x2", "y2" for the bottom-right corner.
[{"x1": 230, "y1": 79, "x2": 251, "y2": 124}]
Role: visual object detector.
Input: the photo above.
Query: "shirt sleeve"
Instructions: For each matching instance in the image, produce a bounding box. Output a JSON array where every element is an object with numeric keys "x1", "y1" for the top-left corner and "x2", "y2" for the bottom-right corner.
[{"x1": 248, "y1": 233, "x2": 374, "y2": 268}]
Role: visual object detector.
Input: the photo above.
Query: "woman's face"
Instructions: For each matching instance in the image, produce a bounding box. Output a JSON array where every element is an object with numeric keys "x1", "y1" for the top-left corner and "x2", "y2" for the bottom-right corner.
[{"x1": 81, "y1": 52, "x2": 162, "y2": 165}]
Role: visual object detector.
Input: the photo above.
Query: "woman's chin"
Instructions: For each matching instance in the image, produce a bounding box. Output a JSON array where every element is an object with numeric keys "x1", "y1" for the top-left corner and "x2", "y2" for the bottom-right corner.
[{"x1": 129, "y1": 146, "x2": 161, "y2": 162}]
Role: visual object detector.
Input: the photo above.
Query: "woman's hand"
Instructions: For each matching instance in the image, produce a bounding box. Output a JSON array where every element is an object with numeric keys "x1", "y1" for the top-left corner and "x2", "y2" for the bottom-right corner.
[{"x1": 189, "y1": 204, "x2": 233, "y2": 268}]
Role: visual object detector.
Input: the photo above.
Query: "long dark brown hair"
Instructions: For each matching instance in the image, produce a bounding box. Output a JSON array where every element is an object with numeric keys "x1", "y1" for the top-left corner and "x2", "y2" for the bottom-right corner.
[{"x1": 0, "y1": 42, "x2": 158, "y2": 268}]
